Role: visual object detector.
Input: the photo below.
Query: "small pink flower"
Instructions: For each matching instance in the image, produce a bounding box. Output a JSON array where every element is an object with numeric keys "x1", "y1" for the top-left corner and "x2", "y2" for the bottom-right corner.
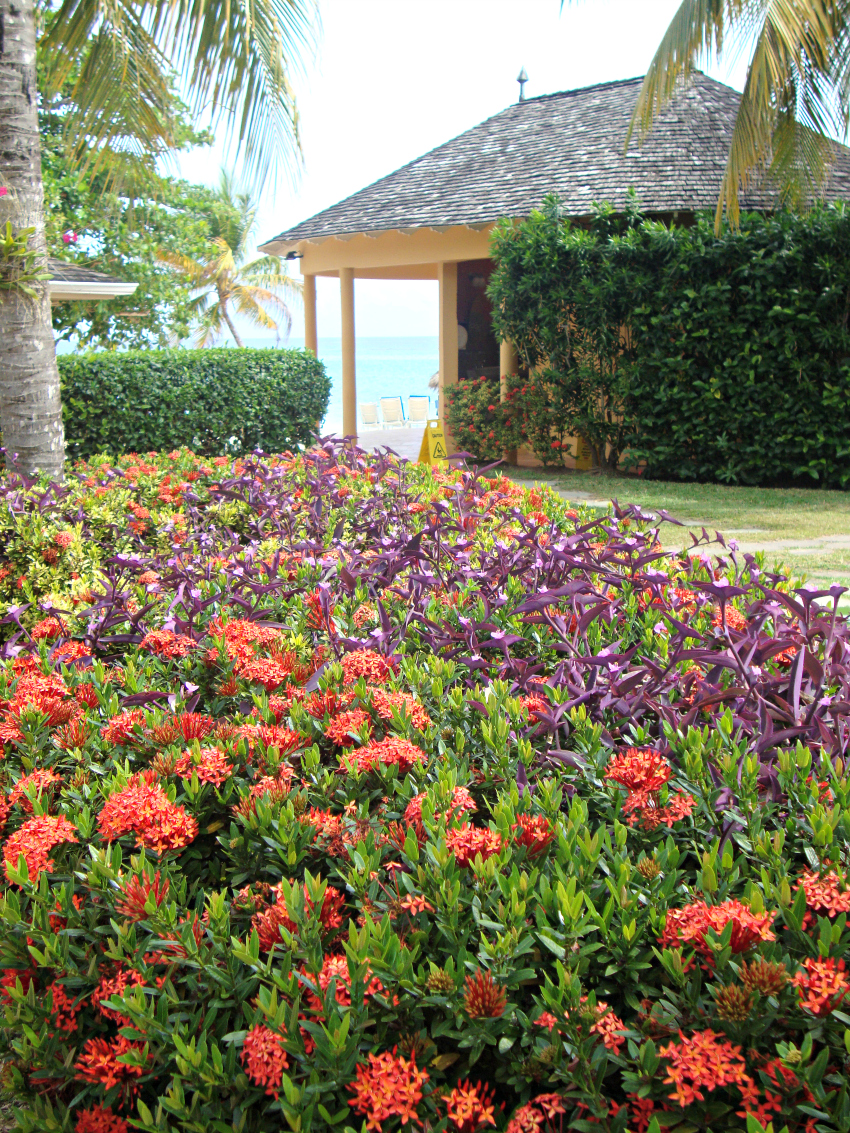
[
  {"x1": 0, "y1": 187, "x2": 8, "y2": 197},
  {"x1": 62, "y1": 230, "x2": 78, "y2": 244}
]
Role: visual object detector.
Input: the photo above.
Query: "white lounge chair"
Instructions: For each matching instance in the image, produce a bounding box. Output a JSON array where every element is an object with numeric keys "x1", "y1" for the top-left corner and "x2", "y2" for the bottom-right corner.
[
  {"x1": 407, "y1": 396, "x2": 429, "y2": 426},
  {"x1": 380, "y1": 396, "x2": 406, "y2": 428},
  {"x1": 360, "y1": 402, "x2": 380, "y2": 428}
]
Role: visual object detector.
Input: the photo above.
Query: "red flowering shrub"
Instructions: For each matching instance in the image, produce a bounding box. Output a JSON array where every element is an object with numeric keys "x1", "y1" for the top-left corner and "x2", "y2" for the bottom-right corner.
[{"x1": 0, "y1": 444, "x2": 845, "y2": 1133}]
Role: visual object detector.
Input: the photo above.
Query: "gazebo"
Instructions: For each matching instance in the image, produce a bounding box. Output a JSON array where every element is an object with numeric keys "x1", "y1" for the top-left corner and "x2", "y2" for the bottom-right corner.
[{"x1": 259, "y1": 72, "x2": 850, "y2": 452}]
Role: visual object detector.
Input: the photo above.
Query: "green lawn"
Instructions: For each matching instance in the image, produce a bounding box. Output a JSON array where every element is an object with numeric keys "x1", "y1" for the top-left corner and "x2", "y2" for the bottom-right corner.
[{"x1": 505, "y1": 466, "x2": 850, "y2": 593}]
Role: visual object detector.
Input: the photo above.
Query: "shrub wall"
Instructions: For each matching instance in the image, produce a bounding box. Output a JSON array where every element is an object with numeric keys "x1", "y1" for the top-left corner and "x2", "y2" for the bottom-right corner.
[
  {"x1": 59, "y1": 348, "x2": 331, "y2": 458},
  {"x1": 488, "y1": 201, "x2": 850, "y2": 486}
]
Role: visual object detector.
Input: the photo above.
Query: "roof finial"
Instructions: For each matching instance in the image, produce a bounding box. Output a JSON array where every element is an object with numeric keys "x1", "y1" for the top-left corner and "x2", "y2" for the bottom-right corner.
[{"x1": 517, "y1": 67, "x2": 528, "y2": 102}]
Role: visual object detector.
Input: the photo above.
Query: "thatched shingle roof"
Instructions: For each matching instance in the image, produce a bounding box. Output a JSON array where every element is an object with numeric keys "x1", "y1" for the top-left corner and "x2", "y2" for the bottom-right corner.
[{"x1": 261, "y1": 73, "x2": 850, "y2": 251}]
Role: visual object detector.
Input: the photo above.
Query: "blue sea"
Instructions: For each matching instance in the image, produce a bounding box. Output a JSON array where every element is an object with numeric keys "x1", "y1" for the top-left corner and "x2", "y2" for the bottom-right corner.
[{"x1": 247, "y1": 336, "x2": 439, "y2": 434}]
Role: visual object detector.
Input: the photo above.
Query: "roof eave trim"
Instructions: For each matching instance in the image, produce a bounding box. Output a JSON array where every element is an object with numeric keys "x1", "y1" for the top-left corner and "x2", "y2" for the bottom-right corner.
[
  {"x1": 258, "y1": 220, "x2": 495, "y2": 256},
  {"x1": 48, "y1": 281, "x2": 140, "y2": 301}
]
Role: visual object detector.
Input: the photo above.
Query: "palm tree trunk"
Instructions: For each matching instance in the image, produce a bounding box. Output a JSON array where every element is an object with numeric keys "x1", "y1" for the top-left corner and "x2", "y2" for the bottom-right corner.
[
  {"x1": 0, "y1": 0, "x2": 65, "y2": 478},
  {"x1": 221, "y1": 301, "x2": 244, "y2": 348}
]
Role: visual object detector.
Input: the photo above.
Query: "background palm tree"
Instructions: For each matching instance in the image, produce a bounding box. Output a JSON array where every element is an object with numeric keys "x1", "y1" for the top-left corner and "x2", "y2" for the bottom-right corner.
[
  {"x1": 158, "y1": 172, "x2": 301, "y2": 347},
  {"x1": 0, "y1": 0, "x2": 317, "y2": 477},
  {"x1": 626, "y1": 0, "x2": 850, "y2": 229}
]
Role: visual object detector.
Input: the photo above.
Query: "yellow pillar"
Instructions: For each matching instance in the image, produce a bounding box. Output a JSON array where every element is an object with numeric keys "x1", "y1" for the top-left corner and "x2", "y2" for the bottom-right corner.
[
  {"x1": 340, "y1": 268, "x2": 356, "y2": 439},
  {"x1": 499, "y1": 338, "x2": 518, "y2": 465},
  {"x1": 438, "y1": 261, "x2": 458, "y2": 453},
  {"x1": 303, "y1": 274, "x2": 317, "y2": 355}
]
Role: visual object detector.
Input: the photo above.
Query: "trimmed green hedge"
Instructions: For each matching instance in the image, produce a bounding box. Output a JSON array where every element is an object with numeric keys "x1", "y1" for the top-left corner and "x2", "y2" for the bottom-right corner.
[
  {"x1": 489, "y1": 200, "x2": 850, "y2": 486},
  {"x1": 59, "y1": 347, "x2": 331, "y2": 459}
]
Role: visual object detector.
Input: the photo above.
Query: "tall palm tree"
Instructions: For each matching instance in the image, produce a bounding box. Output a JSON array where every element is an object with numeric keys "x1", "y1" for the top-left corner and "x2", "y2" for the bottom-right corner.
[
  {"x1": 628, "y1": 0, "x2": 850, "y2": 229},
  {"x1": 158, "y1": 171, "x2": 301, "y2": 347},
  {"x1": 0, "y1": 0, "x2": 317, "y2": 477}
]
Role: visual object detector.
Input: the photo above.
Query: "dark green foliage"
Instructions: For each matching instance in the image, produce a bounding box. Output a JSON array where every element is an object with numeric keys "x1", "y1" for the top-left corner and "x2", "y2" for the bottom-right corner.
[
  {"x1": 488, "y1": 198, "x2": 850, "y2": 486},
  {"x1": 58, "y1": 348, "x2": 331, "y2": 457}
]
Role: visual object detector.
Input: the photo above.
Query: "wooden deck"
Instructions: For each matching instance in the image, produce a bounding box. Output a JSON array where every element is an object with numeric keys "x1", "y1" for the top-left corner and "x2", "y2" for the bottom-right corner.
[{"x1": 328, "y1": 427, "x2": 426, "y2": 462}]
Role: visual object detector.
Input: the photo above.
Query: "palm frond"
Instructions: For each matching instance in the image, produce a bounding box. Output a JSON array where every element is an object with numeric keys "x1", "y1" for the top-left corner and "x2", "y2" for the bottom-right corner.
[
  {"x1": 41, "y1": 0, "x2": 318, "y2": 189},
  {"x1": 151, "y1": 0, "x2": 319, "y2": 186}
]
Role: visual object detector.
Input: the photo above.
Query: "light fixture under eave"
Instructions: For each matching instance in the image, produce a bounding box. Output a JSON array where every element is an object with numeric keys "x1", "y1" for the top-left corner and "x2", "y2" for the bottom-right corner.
[
  {"x1": 517, "y1": 67, "x2": 528, "y2": 102},
  {"x1": 285, "y1": 250, "x2": 303, "y2": 260}
]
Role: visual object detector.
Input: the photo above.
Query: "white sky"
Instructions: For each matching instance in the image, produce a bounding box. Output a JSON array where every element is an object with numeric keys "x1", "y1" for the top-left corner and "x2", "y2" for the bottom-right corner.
[{"x1": 172, "y1": 0, "x2": 751, "y2": 340}]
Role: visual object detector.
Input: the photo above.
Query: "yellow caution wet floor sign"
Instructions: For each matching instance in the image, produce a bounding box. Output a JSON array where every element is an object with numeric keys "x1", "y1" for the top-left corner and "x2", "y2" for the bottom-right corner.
[{"x1": 418, "y1": 419, "x2": 448, "y2": 466}]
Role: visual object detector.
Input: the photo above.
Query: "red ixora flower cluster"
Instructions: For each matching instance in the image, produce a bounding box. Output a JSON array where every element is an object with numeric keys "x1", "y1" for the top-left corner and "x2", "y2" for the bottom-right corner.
[
  {"x1": 97, "y1": 773, "x2": 198, "y2": 853},
  {"x1": 604, "y1": 747, "x2": 696, "y2": 830},
  {"x1": 347, "y1": 1047, "x2": 429, "y2": 1131},
  {"x1": 511, "y1": 814, "x2": 555, "y2": 857},
  {"x1": 74, "y1": 1104, "x2": 130, "y2": 1133},
  {"x1": 341, "y1": 649, "x2": 397, "y2": 685},
  {"x1": 241, "y1": 1024, "x2": 289, "y2": 1099},
  {"x1": 463, "y1": 969, "x2": 507, "y2": 1018},
  {"x1": 792, "y1": 956, "x2": 850, "y2": 1016},
  {"x1": 659, "y1": 1028, "x2": 752, "y2": 1108},
  {"x1": 251, "y1": 882, "x2": 345, "y2": 951},
  {"x1": 115, "y1": 870, "x2": 170, "y2": 921},
  {"x1": 405, "y1": 785, "x2": 476, "y2": 826},
  {"x1": 444, "y1": 1078, "x2": 498, "y2": 1132},
  {"x1": 74, "y1": 1035, "x2": 151, "y2": 1101},
  {"x1": 446, "y1": 824, "x2": 504, "y2": 868},
  {"x1": 659, "y1": 899, "x2": 776, "y2": 962},
  {"x1": 506, "y1": 1093, "x2": 567, "y2": 1133},
  {"x1": 796, "y1": 868, "x2": 850, "y2": 928},
  {"x1": 3, "y1": 813, "x2": 78, "y2": 882},
  {"x1": 173, "y1": 746, "x2": 234, "y2": 786},
  {"x1": 139, "y1": 629, "x2": 195, "y2": 658},
  {"x1": 341, "y1": 735, "x2": 426, "y2": 775},
  {"x1": 9, "y1": 767, "x2": 61, "y2": 813}
]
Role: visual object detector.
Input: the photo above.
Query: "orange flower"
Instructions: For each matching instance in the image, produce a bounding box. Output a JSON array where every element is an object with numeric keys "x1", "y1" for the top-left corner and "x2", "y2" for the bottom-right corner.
[
  {"x1": 251, "y1": 883, "x2": 345, "y2": 951},
  {"x1": 54, "y1": 717, "x2": 91, "y2": 750},
  {"x1": 74, "y1": 1105, "x2": 130, "y2": 1133},
  {"x1": 325, "y1": 708, "x2": 372, "y2": 746},
  {"x1": 584, "y1": 999, "x2": 627, "y2": 1054},
  {"x1": 463, "y1": 970, "x2": 506, "y2": 1018},
  {"x1": 659, "y1": 1029, "x2": 752, "y2": 1108},
  {"x1": 9, "y1": 767, "x2": 61, "y2": 813},
  {"x1": 792, "y1": 956, "x2": 850, "y2": 1016},
  {"x1": 48, "y1": 980, "x2": 82, "y2": 1033},
  {"x1": 115, "y1": 870, "x2": 170, "y2": 921},
  {"x1": 3, "y1": 813, "x2": 78, "y2": 882},
  {"x1": 712, "y1": 605, "x2": 748, "y2": 632},
  {"x1": 796, "y1": 868, "x2": 850, "y2": 927},
  {"x1": 100, "y1": 710, "x2": 146, "y2": 746},
  {"x1": 405, "y1": 785, "x2": 476, "y2": 826},
  {"x1": 98, "y1": 775, "x2": 198, "y2": 853},
  {"x1": 506, "y1": 1094, "x2": 567, "y2": 1133},
  {"x1": 511, "y1": 814, "x2": 555, "y2": 857},
  {"x1": 347, "y1": 1047, "x2": 429, "y2": 1131},
  {"x1": 302, "y1": 952, "x2": 386, "y2": 1013},
  {"x1": 371, "y1": 689, "x2": 432, "y2": 730},
  {"x1": 139, "y1": 629, "x2": 195, "y2": 658},
  {"x1": 605, "y1": 748, "x2": 671, "y2": 793},
  {"x1": 173, "y1": 746, "x2": 234, "y2": 786},
  {"x1": 341, "y1": 649, "x2": 396, "y2": 685},
  {"x1": 659, "y1": 899, "x2": 775, "y2": 962},
  {"x1": 341, "y1": 735, "x2": 426, "y2": 775},
  {"x1": 445, "y1": 1078, "x2": 498, "y2": 1132},
  {"x1": 93, "y1": 966, "x2": 146, "y2": 1024},
  {"x1": 446, "y1": 824, "x2": 504, "y2": 868},
  {"x1": 74, "y1": 1035, "x2": 151, "y2": 1101},
  {"x1": 241, "y1": 1024, "x2": 289, "y2": 1099},
  {"x1": 31, "y1": 616, "x2": 63, "y2": 640}
]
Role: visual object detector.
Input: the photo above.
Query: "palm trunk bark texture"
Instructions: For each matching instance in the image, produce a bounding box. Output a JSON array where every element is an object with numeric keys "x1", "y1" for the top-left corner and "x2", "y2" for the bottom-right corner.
[{"x1": 0, "y1": 0, "x2": 65, "y2": 478}]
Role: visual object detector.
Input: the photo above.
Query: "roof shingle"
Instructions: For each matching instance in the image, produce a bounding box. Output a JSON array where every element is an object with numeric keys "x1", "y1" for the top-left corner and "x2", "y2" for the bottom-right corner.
[{"x1": 261, "y1": 74, "x2": 850, "y2": 250}]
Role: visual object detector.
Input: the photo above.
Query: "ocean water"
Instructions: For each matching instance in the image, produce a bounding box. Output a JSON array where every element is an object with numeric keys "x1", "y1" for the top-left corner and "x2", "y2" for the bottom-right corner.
[{"x1": 246, "y1": 335, "x2": 439, "y2": 434}]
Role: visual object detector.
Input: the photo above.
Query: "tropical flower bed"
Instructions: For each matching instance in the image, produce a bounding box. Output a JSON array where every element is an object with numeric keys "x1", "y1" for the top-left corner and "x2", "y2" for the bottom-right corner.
[{"x1": 0, "y1": 443, "x2": 847, "y2": 1133}]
